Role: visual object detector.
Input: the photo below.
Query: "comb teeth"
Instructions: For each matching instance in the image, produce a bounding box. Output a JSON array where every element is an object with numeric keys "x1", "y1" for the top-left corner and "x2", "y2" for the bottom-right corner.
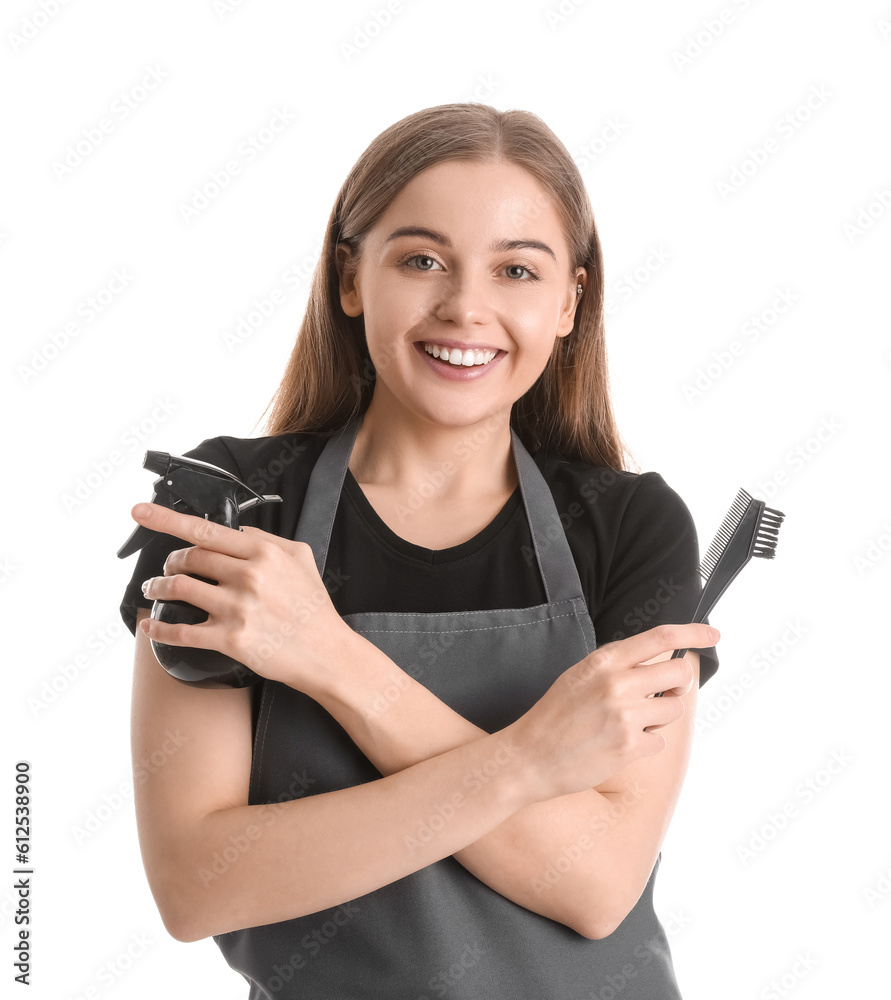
[
  {"x1": 699, "y1": 488, "x2": 754, "y2": 579},
  {"x1": 753, "y1": 505, "x2": 785, "y2": 560}
]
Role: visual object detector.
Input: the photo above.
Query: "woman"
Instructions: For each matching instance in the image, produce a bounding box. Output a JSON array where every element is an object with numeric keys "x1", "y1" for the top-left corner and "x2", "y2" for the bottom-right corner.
[{"x1": 120, "y1": 103, "x2": 720, "y2": 998}]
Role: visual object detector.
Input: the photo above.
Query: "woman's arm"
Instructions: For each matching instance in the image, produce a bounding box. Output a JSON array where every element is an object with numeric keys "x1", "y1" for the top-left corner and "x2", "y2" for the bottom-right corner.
[
  {"x1": 313, "y1": 632, "x2": 700, "y2": 940},
  {"x1": 131, "y1": 607, "x2": 535, "y2": 943},
  {"x1": 130, "y1": 501, "x2": 712, "y2": 942}
]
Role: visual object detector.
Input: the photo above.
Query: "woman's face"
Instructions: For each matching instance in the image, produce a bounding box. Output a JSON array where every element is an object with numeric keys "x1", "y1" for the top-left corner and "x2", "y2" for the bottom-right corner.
[{"x1": 338, "y1": 158, "x2": 585, "y2": 431}]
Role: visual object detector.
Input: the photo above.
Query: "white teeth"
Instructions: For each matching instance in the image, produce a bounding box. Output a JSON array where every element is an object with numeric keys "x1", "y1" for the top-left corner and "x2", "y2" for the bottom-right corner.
[{"x1": 423, "y1": 343, "x2": 497, "y2": 367}]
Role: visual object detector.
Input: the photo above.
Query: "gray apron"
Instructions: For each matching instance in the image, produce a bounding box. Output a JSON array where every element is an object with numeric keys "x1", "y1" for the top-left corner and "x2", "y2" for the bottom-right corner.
[{"x1": 214, "y1": 414, "x2": 682, "y2": 999}]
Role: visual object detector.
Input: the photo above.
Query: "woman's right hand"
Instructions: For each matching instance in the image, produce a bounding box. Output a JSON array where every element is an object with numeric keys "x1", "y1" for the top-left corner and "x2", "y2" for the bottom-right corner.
[
  {"x1": 132, "y1": 501, "x2": 356, "y2": 693},
  {"x1": 505, "y1": 623, "x2": 719, "y2": 802}
]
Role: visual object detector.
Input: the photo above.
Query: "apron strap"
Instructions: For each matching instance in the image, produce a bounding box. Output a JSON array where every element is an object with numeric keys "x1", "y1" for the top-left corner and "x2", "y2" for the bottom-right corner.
[
  {"x1": 295, "y1": 417, "x2": 359, "y2": 579},
  {"x1": 509, "y1": 425, "x2": 586, "y2": 605},
  {"x1": 295, "y1": 413, "x2": 587, "y2": 605}
]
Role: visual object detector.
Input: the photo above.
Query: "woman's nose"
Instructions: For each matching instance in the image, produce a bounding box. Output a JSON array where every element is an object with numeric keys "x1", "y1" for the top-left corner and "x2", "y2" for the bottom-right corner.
[{"x1": 431, "y1": 271, "x2": 495, "y2": 326}]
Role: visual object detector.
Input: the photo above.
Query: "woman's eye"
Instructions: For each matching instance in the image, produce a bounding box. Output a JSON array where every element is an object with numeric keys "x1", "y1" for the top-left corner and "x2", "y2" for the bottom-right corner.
[
  {"x1": 404, "y1": 254, "x2": 441, "y2": 271},
  {"x1": 400, "y1": 256, "x2": 539, "y2": 280}
]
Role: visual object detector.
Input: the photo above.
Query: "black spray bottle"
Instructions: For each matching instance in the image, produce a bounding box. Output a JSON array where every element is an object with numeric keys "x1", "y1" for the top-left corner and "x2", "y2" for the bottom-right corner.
[{"x1": 118, "y1": 451, "x2": 282, "y2": 688}]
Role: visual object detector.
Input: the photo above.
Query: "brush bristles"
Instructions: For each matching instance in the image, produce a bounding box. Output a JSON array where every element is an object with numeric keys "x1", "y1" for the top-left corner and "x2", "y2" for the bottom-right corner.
[
  {"x1": 699, "y1": 488, "x2": 754, "y2": 579},
  {"x1": 752, "y1": 505, "x2": 786, "y2": 560}
]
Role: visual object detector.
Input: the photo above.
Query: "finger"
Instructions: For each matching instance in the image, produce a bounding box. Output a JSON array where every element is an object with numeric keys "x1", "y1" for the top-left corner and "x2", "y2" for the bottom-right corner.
[
  {"x1": 140, "y1": 613, "x2": 219, "y2": 651},
  {"x1": 131, "y1": 502, "x2": 250, "y2": 557},
  {"x1": 141, "y1": 572, "x2": 226, "y2": 615},
  {"x1": 602, "y1": 622, "x2": 719, "y2": 667},
  {"x1": 162, "y1": 544, "x2": 238, "y2": 583},
  {"x1": 639, "y1": 729, "x2": 667, "y2": 751},
  {"x1": 239, "y1": 524, "x2": 280, "y2": 542},
  {"x1": 641, "y1": 688, "x2": 686, "y2": 732},
  {"x1": 657, "y1": 654, "x2": 698, "y2": 697},
  {"x1": 240, "y1": 524, "x2": 310, "y2": 561},
  {"x1": 631, "y1": 655, "x2": 695, "y2": 698}
]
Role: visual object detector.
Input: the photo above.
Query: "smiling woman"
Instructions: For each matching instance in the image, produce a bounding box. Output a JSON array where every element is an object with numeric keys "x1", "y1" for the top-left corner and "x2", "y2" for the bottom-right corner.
[
  {"x1": 335, "y1": 158, "x2": 586, "y2": 469},
  {"x1": 120, "y1": 102, "x2": 720, "y2": 1000}
]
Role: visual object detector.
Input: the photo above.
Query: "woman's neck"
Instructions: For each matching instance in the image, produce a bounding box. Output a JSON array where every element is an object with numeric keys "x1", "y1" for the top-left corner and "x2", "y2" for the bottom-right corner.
[{"x1": 348, "y1": 398, "x2": 518, "y2": 504}]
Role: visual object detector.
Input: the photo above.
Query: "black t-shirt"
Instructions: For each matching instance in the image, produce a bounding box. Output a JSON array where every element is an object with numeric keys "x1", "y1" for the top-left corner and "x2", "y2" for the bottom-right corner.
[{"x1": 118, "y1": 431, "x2": 719, "y2": 686}]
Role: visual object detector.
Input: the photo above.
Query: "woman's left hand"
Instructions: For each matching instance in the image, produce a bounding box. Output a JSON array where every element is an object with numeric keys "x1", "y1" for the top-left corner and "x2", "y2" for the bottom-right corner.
[{"x1": 133, "y1": 501, "x2": 353, "y2": 692}]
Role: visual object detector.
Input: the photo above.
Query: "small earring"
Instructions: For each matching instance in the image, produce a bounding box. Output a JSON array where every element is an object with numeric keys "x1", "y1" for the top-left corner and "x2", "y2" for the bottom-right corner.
[{"x1": 576, "y1": 284, "x2": 583, "y2": 297}]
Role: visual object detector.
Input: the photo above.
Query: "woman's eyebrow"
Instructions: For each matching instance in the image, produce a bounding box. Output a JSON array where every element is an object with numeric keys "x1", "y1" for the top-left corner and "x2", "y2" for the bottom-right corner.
[{"x1": 384, "y1": 226, "x2": 557, "y2": 261}]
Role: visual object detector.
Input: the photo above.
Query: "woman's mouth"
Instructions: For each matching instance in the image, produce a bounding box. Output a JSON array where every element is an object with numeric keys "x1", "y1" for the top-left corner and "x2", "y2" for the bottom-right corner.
[{"x1": 414, "y1": 341, "x2": 505, "y2": 381}]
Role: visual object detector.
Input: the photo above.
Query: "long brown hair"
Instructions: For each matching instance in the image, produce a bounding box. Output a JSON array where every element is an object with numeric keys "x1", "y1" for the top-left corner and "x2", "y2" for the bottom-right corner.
[{"x1": 258, "y1": 103, "x2": 631, "y2": 471}]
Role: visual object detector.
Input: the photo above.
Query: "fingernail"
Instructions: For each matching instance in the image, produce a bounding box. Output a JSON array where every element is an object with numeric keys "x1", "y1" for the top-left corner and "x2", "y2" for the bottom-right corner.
[
  {"x1": 708, "y1": 627, "x2": 720, "y2": 642},
  {"x1": 133, "y1": 503, "x2": 151, "y2": 518},
  {"x1": 141, "y1": 578, "x2": 152, "y2": 595}
]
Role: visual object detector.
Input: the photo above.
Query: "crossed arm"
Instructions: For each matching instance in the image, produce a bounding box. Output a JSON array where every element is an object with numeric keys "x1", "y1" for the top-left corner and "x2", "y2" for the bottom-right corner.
[
  {"x1": 134, "y1": 603, "x2": 699, "y2": 942},
  {"x1": 297, "y1": 629, "x2": 700, "y2": 939},
  {"x1": 131, "y1": 495, "x2": 705, "y2": 942}
]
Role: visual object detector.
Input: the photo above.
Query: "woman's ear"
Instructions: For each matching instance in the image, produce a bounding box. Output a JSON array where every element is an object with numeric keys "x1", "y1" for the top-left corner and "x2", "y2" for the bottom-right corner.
[
  {"x1": 335, "y1": 242, "x2": 363, "y2": 317},
  {"x1": 556, "y1": 268, "x2": 587, "y2": 338}
]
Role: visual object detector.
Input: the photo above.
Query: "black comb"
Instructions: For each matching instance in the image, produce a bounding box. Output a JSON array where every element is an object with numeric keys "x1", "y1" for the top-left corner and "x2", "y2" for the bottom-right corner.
[{"x1": 654, "y1": 488, "x2": 785, "y2": 695}]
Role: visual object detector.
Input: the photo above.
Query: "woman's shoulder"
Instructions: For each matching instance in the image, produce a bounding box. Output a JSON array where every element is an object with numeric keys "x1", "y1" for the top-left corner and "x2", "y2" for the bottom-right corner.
[
  {"x1": 536, "y1": 449, "x2": 691, "y2": 531},
  {"x1": 172, "y1": 431, "x2": 332, "y2": 537},
  {"x1": 181, "y1": 430, "x2": 330, "y2": 492}
]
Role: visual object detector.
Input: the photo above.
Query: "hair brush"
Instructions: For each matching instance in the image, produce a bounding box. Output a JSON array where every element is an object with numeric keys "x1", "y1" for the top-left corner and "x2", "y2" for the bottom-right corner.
[{"x1": 654, "y1": 488, "x2": 786, "y2": 696}]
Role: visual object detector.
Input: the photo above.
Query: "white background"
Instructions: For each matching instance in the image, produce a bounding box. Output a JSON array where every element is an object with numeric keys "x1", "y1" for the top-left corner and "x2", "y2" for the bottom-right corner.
[{"x1": 3, "y1": 1, "x2": 889, "y2": 997}]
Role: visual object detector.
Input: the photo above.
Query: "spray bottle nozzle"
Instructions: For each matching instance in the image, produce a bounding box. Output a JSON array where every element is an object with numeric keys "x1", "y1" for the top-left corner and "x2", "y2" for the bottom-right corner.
[{"x1": 117, "y1": 450, "x2": 282, "y2": 559}]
